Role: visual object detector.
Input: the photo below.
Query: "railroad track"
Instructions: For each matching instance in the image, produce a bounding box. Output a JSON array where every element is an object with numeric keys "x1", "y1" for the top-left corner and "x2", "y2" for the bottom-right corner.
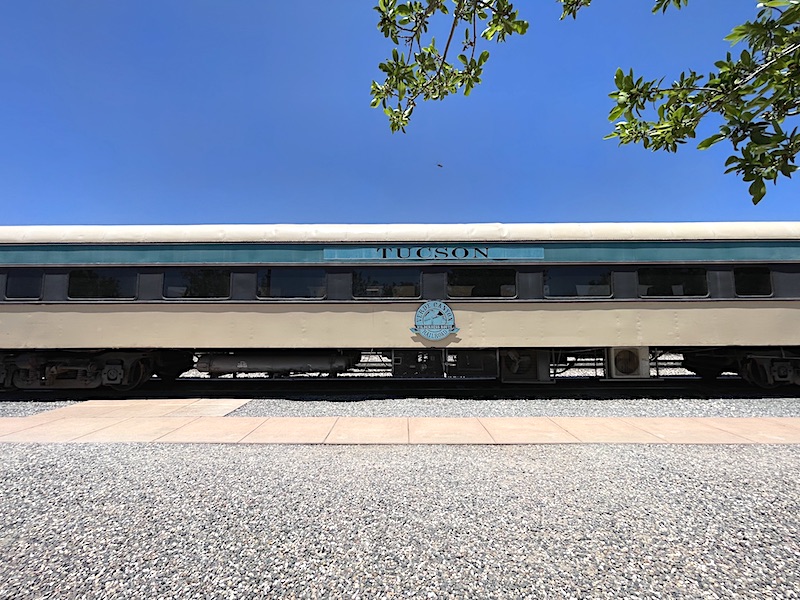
[{"x1": 2, "y1": 376, "x2": 798, "y2": 402}]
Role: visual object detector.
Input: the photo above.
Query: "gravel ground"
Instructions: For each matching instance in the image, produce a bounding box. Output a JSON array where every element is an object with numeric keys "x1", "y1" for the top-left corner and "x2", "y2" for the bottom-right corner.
[
  {"x1": 0, "y1": 444, "x2": 798, "y2": 599},
  {"x1": 3, "y1": 396, "x2": 800, "y2": 419},
  {"x1": 2, "y1": 396, "x2": 798, "y2": 597},
  {"x1": 0, "y1": 401, "x2": 78, "y2": 418},
  {"x1": 229, "y1": 396, "x2": 800, "y2": 418},
  {"x1": 2, "y1": 396, "x2": 800, "y2": 420}
]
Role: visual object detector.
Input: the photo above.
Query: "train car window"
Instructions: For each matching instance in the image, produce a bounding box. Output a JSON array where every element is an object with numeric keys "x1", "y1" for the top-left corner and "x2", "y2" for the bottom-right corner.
[
  {"x1": 257, "y1": 268, "x2": 326, "y2": 298},
  {"x1": 637, "y1": 268, "x2": 708, "y2": 297},
  {"x1": 352, "y1": 268, "x2": 421, "y2": 298},
  {"x1": 68, "y1": 269, "x2": 137, "y2": 299},
  {"x1": 447, "y1": 268, "x2": 517, "y2": 298},
  {"x1": 163, "y1": 268, "x2": 231, "y2": 298},
  {"x1": 544, "y1": 267, "x2": 612, "y2": 297},
  {"x1": 5, "y1": 269, "x2": 44, "y2": 299},
  {"x1": 734, "y1": 266, "x2": 772, "y2": 296}
]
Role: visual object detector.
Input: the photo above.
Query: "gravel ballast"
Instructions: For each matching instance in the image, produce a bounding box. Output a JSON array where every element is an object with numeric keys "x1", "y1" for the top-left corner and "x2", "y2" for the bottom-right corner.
[
  {"x1": 0, "y1": 401, "x2": 78, "y2": 418},
  {"x1": 1, "y1": 443, "x2": 799, "y2": 599},
  {"x1": 4, "y1": 396, "x2": 800, "y2": 419},
  {"x1": 228, "y1": 396, "x2": 800, "y2": 418}
]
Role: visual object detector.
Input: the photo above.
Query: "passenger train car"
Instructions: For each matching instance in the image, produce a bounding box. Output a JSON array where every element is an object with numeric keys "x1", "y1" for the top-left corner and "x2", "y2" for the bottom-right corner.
[{"x1": 1, "y1": 222, "x2": 799, "y2": 391}]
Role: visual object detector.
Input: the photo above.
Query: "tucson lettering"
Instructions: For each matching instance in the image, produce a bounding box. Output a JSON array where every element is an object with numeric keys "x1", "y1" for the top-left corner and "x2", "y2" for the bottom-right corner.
[{"x1": 377, "y1": 247, "x2": 490, "y2": 259}]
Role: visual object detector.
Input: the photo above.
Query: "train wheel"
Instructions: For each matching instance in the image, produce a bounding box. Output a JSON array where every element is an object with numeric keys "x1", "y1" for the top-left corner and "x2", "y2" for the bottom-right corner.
[
  {"x1": 740, "y1": 358, "x2": 779, "y2": 389},
  {"x1": 154, "y1": 352, "x2": 193, "y2": 382},
  {"x1": 109, "y1": 359, "x2": 152, "y2": 391}
]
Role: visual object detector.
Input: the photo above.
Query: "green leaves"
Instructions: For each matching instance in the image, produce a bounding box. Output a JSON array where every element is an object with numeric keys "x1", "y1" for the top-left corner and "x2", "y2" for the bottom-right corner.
[
  {"x1": 560, "y1": 0, "x2": 688, "y2": 20},
  {"x1": 651, "y1": 0, "x2": 689, "y2": 14},
  {"x1": 372, "y1": 0, "x2": 800, "y2": 203},
  {"x1": 697, "y1": 133, "x2": 726, "y2": 150},
  {"x1": 371, "y1": 1, "x2": 528, "y2": 132},
  {"x1": 749, "y1": 178, "x2": 768, "y2": 204},
  {"x1": 603, "y1": 1, "x2": 800, "y2": 203}
]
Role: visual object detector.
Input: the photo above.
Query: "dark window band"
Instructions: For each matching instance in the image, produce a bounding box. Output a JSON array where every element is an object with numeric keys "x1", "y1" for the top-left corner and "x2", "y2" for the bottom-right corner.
[
  {"x1": 544, "y1": 267, "x2": 612, "y2": 298},
  {"x1": 638, "y1": 268, "x2": 708, "y2": 297},
  {"x1": 257, "y1": 268, "x2": 326, "y2": 298},
  {"x1": 447, "y1": 268, "x2": 516, "y2": 298},
  {"x1": 68, "y1": 269, "x2": 137, "y2": 299},
  {"x1": 353, "y1": 268, "x2": 421, "y2": 298},
  {"x1": 163, "y1": 268, "x2": 232, "y2": 298}
]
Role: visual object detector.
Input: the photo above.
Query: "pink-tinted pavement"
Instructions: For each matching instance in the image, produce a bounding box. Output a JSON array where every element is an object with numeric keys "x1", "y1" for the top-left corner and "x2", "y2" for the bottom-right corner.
[{"x1": 1, "y1": 400, "x2": 799, "y2": 445}]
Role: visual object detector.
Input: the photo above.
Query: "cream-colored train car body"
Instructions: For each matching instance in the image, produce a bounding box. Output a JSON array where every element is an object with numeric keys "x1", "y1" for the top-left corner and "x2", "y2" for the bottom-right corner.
[{"x1": 1, "y1": 222, "x2": 799, "y2": 389}]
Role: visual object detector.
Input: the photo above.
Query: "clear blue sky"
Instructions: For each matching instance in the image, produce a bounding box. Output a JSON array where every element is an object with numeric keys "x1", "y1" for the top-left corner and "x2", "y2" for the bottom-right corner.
[{"x1": 1, "y1": 0, "x2": 796, "y2": 225}]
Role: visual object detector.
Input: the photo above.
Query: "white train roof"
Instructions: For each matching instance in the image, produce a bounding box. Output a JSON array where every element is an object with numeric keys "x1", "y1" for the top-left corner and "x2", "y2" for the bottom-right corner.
[{"x1": 0, "y1": 223, "x2": 798, "y2": 243}]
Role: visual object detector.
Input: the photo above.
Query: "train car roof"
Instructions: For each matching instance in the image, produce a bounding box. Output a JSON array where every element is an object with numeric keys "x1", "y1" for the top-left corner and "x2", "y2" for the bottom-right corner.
[{"x1": 0, "y1": 223, "x2": 799, "y2": 243}]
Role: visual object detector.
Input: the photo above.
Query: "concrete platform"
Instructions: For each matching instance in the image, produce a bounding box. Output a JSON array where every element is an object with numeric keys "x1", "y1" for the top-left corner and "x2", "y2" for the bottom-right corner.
[{"x1": 1, "y1": 400, "x2": 800, "y2": 444}]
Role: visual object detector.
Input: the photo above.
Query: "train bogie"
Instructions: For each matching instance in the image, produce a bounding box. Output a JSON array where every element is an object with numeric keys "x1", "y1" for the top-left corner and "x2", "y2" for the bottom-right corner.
[{"x1": 0, "y1": 350, "x2": 193, "y2": 390}]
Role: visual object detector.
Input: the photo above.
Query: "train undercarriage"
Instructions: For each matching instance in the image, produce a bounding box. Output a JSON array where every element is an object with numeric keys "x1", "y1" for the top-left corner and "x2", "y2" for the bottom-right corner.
[{"x1": 2, "y1": 346, "x2": 800, "y2": 391}]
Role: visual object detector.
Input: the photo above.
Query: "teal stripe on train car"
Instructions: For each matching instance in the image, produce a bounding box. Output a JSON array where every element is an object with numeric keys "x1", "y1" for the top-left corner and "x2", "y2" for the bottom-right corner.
[
  {"x1": 1, "y1": 241, "x2": 800, "y2": 265},
  {"x1": 322, "y1": 245, "x2": 545, "y2": 261},
  {"x1": 548, "y1": 242, "x2": 800, "y2": 263},
  {"x1": 0, "y1": 244, "x2": 323, "y2": 265}
]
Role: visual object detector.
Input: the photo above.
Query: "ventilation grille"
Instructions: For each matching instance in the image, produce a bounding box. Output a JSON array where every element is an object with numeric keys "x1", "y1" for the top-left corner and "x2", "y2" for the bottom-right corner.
[{"x1": 606, "y1": 347, "x2": 650, "y2": 378}]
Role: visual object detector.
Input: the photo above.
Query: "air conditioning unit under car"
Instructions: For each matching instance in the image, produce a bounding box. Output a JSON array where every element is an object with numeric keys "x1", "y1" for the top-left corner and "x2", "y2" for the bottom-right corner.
[{"x1": 606, "y1": 347, "x2": 650, "y2": 379}]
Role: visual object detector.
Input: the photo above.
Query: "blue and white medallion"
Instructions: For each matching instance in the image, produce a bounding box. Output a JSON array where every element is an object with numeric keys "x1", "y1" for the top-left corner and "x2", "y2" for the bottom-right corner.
[{"x1": 411, "y1": 300, "x2": 459, "y2": 341}]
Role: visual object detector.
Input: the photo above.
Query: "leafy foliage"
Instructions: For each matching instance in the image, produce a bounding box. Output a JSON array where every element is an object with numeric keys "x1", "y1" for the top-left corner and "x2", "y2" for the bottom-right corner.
[
  {"x1": 599, "y1": 0, "x2": 800, "y2": 204},
  {"x1": 370, "y1": 1, "x2": 528, "y2": 132},
  {"x1": 372, "y1": 0, "x2": 800, "y2": 203}
]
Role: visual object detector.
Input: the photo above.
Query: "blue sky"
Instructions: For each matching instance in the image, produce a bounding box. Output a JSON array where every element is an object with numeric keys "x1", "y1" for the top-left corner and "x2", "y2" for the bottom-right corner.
[{"x1": 1, "y1": 0, "x2": 797, "y2": 225}]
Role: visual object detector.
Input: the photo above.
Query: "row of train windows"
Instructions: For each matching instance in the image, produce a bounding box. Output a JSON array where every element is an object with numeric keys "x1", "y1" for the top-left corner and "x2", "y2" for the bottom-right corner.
[{"x1": 1, "y1": 266, "x2": 773, "y2": 300}]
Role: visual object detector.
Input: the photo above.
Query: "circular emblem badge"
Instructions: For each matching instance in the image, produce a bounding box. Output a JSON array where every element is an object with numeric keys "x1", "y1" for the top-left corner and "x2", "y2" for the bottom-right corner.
[{"x1": 411, "y1": 300, "x2": 459, "y2": 341}]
